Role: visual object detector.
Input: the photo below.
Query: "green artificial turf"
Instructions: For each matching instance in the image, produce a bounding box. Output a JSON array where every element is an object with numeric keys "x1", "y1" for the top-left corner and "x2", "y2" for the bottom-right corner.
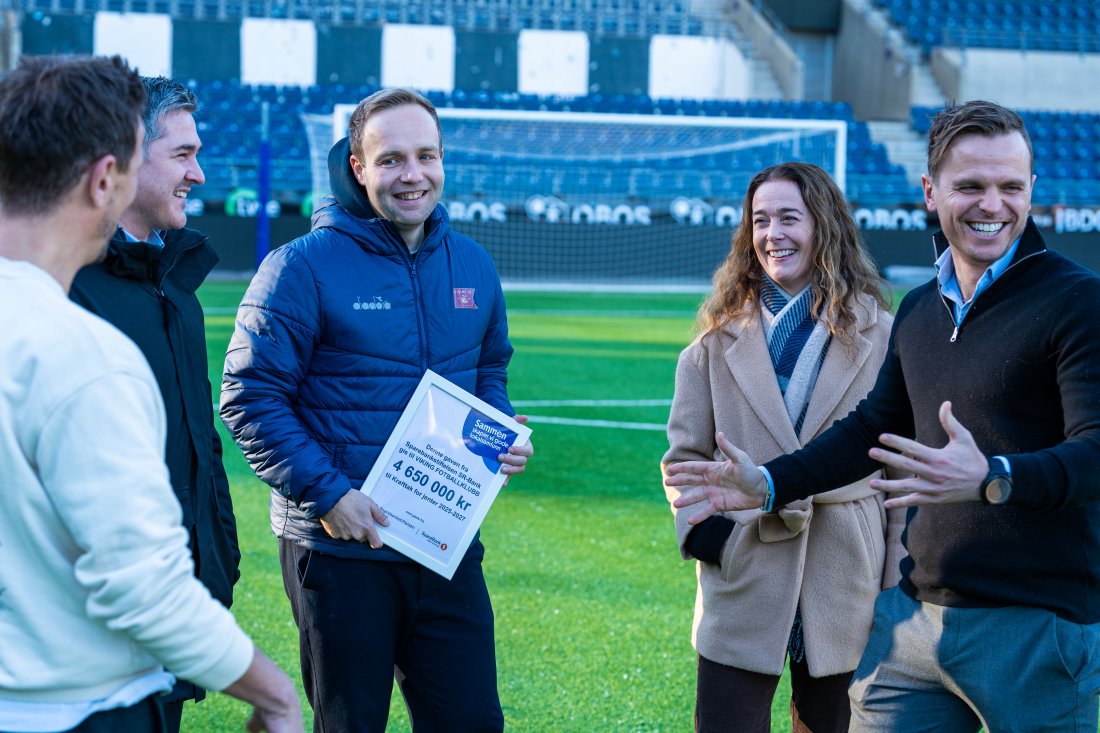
[{"x1": 185, "y1": 282, "x2": 798, "y2": 732}]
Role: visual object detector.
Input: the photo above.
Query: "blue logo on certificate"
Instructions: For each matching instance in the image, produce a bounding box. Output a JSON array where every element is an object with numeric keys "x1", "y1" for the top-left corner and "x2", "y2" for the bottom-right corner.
[{"x1": 461, "y1": 410, "x2": 518, "y2": 472}]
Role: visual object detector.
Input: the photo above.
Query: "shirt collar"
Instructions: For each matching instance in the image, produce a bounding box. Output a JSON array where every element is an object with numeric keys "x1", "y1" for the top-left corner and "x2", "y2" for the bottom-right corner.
[
  {"x1": 120, "y1": 227, "x2": 165, "y2": 247},
  {"x1": 936, "y1": 235, "x2": 1022, "y2": 307}
]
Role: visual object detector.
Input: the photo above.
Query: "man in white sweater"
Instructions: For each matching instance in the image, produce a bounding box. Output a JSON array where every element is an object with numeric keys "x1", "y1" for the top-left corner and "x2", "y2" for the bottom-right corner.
[{"x1": 0, "y1": 55, "x2": 302, "y2": 733}]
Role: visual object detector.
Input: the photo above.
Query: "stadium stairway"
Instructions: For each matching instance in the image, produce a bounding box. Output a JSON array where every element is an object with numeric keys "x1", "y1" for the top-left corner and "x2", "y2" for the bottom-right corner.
[
  {"x1": 856, "y1": 0, "x2": 949, "y2": 107},
  {"x1": 748, "y1": 53, "x2": 784, "y2": 101},
  {"x1": 866, "y1": 120, "x2": 927, "y2": 186}
]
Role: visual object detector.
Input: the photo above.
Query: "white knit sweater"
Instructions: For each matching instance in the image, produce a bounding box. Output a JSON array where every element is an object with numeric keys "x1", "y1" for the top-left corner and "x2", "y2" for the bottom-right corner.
[{"x1": 0, "y1": 259, "x2": 252, "y2": 707}]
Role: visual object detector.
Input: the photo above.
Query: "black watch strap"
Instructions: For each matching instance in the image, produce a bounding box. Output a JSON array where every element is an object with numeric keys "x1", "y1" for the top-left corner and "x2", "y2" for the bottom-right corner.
[{"x1": 980, "y1": 456, "x2": 1013, "y2": 505}]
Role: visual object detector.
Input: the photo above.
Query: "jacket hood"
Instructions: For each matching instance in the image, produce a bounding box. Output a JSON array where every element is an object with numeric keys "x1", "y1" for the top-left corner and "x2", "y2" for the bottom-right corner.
[
  {"x1": 327, "y1": 136, "x2": 378, "y2": 220},
  {"x1": 312, "y1": 136, "x2": 451, "y2": 256}
]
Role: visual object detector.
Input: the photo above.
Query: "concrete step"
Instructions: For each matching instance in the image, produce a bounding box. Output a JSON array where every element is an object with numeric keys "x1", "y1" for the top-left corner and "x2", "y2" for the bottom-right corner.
[
  {"x1": 751, "y1": 58, "x2": 785, "y2": 100},
  {"x1": 867, "y1": 119, "x2": 928, "y2": 185},
  {"x1": 911, "y1": 65, "x2": 947, "y2": 108}
]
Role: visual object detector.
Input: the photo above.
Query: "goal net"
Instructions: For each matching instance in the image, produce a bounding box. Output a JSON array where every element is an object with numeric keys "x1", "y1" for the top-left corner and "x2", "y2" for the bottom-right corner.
[{"x1": 302, "y1": 107, "x2": 846, "y2": 288}]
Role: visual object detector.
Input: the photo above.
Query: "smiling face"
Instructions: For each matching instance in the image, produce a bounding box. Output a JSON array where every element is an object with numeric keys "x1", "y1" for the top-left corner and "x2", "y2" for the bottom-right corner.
[
  {"x1": 751, "y1": 178, "x2": 816, "y2": 295},
  {"x1": 120, "y1": 108, "x2": 204, "y2": 240},
  {"x1": 922, "y1": 131, "x2": 1034, "y2": 293},
  {"x1": 350, "y1": 103, "x2": 444, "y2": 252}
]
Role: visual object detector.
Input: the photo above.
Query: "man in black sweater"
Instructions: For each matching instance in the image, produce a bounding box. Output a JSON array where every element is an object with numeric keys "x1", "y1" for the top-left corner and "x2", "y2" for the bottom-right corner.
[
  {"x1": 665, "y1": 100, "x2": 1100, "y2": 731},
  {"x1": 69, "y1": 77, "x2": 239, "y2": 733}
]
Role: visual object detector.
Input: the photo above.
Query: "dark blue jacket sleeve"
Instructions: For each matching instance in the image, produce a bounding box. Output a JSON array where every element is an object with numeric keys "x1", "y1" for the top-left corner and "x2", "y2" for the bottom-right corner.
[
  {"x1": 220, "y1": 244, "x2": 352, "y2": 519},
  {"x1": 768, "y1": 308, "x2": 915, "y2": 506}
]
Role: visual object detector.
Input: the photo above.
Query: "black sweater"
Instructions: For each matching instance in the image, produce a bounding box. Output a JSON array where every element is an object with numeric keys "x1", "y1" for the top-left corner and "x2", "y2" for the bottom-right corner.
[{"x1": 768, "y1": 219, "x2": 1100, "y2": 624}]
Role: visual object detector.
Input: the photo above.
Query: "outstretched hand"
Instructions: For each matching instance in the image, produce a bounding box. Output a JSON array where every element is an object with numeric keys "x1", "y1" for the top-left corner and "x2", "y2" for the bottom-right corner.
[
  {"x1": 663, "y1": 432, "x2": 768, "y2": 524},
  {"x1": 868, "y1": 401, "x2": 988, "y2": 508}
]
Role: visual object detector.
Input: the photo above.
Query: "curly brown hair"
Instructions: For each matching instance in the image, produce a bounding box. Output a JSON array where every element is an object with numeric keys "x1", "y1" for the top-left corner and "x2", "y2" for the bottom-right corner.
[{"x1": 697, "y1": 162, "x2": 888, "y2": 340}]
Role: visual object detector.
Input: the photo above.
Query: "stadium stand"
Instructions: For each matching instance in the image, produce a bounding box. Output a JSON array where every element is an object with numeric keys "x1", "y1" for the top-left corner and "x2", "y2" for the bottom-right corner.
[
  {"x1": 874, "y1": 0, "x2": 1100, "y2": 53},
  {"x1": 190, "y1": 81, "x2": 917, "y2": 206},
  {"x1": 912, "y1": 105, "x2": 1100, "y2": 205},
  {"x1": 17, "y1": 0, "x2": 706, "y2": 35}
]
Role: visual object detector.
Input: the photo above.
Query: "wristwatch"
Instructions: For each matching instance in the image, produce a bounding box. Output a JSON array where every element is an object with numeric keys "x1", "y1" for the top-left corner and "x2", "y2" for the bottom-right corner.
[{"x1": 980, "y1": 456, "x2": 1013, "y2": 505}]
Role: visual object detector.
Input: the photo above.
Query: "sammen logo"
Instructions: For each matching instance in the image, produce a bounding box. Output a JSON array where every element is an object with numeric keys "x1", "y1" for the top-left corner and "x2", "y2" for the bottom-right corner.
[{"x1": 353, "y1": 296, "x2": 391, "y2": 311}]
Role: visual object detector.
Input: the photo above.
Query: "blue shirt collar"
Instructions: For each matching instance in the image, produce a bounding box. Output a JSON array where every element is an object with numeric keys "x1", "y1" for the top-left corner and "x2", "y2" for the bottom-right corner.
[
  {"x1": 120, "y1": 227, "x2": 165, "y2": 247},
  {"x1": 936, "y1": 235, "x2": 1021, "y2": 323}
]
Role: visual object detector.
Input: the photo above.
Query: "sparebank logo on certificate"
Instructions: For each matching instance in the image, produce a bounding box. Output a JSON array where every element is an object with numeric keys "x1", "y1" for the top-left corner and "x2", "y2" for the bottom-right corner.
[{"x1": 360, "y1": 371, "x2": 532, "y2": 579}]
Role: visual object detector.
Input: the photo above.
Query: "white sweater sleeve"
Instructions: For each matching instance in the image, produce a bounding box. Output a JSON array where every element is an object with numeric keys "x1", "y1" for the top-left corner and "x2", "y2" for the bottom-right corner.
[{"x1": 34, "y1": 367, "x2": 253, "y2": 692}]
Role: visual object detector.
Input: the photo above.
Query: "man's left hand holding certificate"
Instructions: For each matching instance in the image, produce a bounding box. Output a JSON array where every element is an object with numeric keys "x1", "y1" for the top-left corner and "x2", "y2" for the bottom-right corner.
[{"x1": 358, "y1": 371, "x2": 533, "y2": 579}]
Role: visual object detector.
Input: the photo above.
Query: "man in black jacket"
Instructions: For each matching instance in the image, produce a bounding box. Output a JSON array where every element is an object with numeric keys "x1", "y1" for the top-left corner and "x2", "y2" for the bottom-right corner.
[
  {"x1": 666, "y1": 100, "x2": 1100, "y2": 731},
  {"x1": 69, "y1": 76, "x2": 239, "y2": 733}
]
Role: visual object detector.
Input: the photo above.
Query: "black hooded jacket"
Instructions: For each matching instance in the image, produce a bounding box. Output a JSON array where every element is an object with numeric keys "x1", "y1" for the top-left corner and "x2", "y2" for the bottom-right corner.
[{"x1": 70, "y1": 227, "x2": 241, "y2": 699}]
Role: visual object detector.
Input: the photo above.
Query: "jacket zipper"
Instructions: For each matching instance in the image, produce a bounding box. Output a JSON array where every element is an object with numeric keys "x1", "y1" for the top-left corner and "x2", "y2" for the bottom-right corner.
[
  {"x1": 156, "y1": 234, "x2": 206, "y2": 298},
  {"x1": 409, "y1": 257, "x2": 428, "y2": 371},
  {"x1": 391, "y1": 228, "x2": 430, "y2": 372},
  {"x1": 938, "y1": 248, "x2": 1045, "y2": 343}
]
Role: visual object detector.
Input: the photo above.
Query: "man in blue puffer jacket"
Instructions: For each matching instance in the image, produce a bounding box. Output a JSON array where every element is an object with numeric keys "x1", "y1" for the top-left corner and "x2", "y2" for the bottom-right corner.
[{"x1": 221, "y1": 88, "x2": 533, "y2": 733}]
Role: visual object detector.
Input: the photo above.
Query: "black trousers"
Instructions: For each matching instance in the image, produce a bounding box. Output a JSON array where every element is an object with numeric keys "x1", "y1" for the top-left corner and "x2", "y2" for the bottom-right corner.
[
  {"x1": 53, "y1": 693, "x2": 166, "y2": 733},
  {"x1": 161, "y1": 699, "x2": 184, "y2": 733},
  {"x1": 695, "y1": 653, "x2": 853, "y2": 733},
  {"x1": 280, "y1": 540, "x2": 503, "y2": 733}
]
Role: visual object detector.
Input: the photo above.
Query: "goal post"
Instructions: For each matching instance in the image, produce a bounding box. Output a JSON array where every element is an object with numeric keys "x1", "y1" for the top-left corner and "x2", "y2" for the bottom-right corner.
[{"x1": 302, "y1": 106, "x2": 847, "y2": 288}]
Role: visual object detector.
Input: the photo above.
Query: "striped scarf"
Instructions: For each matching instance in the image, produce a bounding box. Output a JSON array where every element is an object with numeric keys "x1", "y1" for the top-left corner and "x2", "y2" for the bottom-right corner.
[
  {"x1": 759, "y1": 276, "x2": 832, "y2": 436},
  {"x1": 759, "y1": 275, "x2": 832, "y2": 664}
]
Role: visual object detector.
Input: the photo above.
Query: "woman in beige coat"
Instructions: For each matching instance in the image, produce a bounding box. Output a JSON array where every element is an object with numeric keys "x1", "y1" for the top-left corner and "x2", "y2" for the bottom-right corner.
[{"x1": 662, "y1": 162, "x2": 905, "y2": 733}]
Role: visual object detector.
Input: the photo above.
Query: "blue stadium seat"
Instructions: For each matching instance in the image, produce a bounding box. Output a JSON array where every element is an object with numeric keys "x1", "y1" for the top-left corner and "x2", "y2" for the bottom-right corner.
[
  {"x1": 875, "y1": 0, "x2": 1100, "y2": 52},
  {"x1": 186, "y1": 81, "x2": 914, "y2": 207}
]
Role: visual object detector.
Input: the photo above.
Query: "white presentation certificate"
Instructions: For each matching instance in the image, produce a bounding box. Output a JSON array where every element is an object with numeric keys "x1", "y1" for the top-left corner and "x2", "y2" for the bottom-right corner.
[{"x1": 359, "y1": 370, "x2": 532, "y2": 579}]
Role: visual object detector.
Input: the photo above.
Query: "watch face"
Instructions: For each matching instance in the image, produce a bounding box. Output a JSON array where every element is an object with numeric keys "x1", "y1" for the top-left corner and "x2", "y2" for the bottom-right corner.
[{"x1": 986, "y1": 477, "x2": 1011, "y2": 504}]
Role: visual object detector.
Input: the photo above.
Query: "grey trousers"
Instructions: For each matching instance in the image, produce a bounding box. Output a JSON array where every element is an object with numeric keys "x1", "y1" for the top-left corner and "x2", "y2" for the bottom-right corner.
[{"x1": 849, "y1": 586, "x2": 1100, "y2": 733}]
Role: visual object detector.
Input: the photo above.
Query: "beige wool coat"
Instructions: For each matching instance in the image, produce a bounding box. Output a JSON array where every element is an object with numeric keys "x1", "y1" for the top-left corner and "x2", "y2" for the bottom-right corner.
[{"x1": 663, "y1": 292, "x2": 906, "y2": 678}]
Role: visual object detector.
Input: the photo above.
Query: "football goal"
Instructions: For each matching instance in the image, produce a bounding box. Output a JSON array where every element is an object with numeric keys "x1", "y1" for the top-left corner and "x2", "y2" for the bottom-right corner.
[{"x1": 303, "y1": 106, "x2": 847, "y2": 289}]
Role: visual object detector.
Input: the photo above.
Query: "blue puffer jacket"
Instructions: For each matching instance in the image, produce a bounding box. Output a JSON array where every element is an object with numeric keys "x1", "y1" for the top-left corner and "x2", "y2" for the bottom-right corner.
[{"x1": 221, "y1": 162, "x2": 513, "y2": 561}]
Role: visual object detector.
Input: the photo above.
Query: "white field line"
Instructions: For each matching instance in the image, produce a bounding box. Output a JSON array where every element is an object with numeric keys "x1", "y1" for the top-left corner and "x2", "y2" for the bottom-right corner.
[
  {"x1": 520, "y1": 399, "x2": 671, "y2": 431},
  {"x1": 508, "y1": 308, "x2": 695, "y2": 318},
  {"x1": 513, "y1": 398, "x2": 671, "y2": 407},
  {"x1": 501, "y1": 281, "x2": 710, "y2": 294},
  {"x1": 204, "y1": 307, "x2": 694, "y2": 318},
  {"x1": 524, "y1": 415, "x2": 667, "y2": 431},
  {"x1": 210, "y1": 400, "x2": 671, "y2": 432}
]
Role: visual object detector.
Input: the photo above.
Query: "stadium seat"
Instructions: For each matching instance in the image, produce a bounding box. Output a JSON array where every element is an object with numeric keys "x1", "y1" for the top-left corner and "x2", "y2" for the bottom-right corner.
[
  {"x1": 182, "y1": 80, "x2": 909, "y2": 207},
  {"x1": 874, "y1": 0, "x2": 1100, "y2": 52}
]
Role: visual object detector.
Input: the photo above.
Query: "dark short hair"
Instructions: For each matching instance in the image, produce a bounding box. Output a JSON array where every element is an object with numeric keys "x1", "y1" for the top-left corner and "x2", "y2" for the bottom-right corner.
[
  {"x1": 141, "y1": 76, "x2": 198, "y2": 155},
  {"x1": 926, "y1": 100, "x2": 1033, "y2": 180},
  {"x1": 0, "y1": 54, "x2": 145, "y2": 214},
  {"x1": 348, "y1": 88, "x2": 441, "y2": 161}
]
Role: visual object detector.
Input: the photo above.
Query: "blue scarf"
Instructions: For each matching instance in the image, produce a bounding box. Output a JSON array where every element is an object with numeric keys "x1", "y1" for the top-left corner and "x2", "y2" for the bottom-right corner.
[
  {"x1": 760, "y1": 276, "x2": 834, "y2": 664},
  {"x1": 760, "y1": 276, "x2": 831, "y2": 436}
]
